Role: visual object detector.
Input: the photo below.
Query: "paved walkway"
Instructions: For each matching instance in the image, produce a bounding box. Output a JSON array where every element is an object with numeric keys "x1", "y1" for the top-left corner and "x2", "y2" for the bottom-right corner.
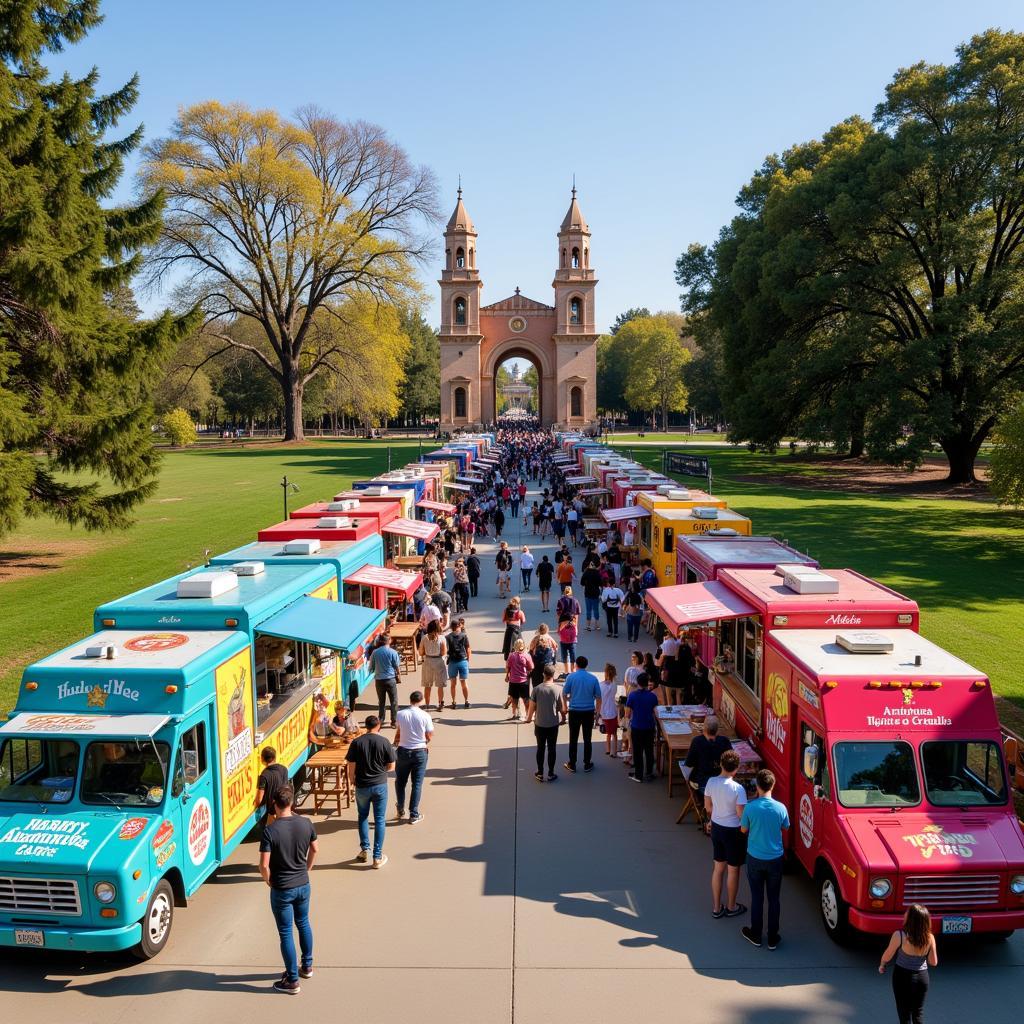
[{"x1": 3, "y1": 483, "x2": 1022, "y2": 1022}]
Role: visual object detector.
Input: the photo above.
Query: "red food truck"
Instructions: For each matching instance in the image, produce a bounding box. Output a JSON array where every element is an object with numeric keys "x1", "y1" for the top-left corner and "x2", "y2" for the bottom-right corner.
[{"x1": 676, "y1": 534, "x2": 818, "y2": 587}]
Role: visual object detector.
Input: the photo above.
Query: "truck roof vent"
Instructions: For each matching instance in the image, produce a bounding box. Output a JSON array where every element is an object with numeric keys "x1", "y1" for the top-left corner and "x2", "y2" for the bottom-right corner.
[
  {"x1": 656, "y1": 484, "x2": 675, "y2": 495},
  {"x1": 667, "y1": 488, "x2": 691, "y2": 500},
  {"x1": 85, "y1": 643, "x2": 119, "y2": 659},
  {"x1": 783, "y1": 570, "x2": 839, "y2": 594},
  {"x1": 327, "y1": 500, "x2": 359, "y2": 512},
  {"x1": 706, "y1": 528, "x2": 739, "y2": 536},
  {"x1": 317, "y1": 517, "x2": 352, "y2": 529},
  {"x1": 229, "y1": 561, "x2": 265, "y2": 577},
  {"x1": 283, "y1": 539, "x2": 321, "y2": 555},
  {"x1": 836, "y1": 631, "x2": 895, "y2": 654},
  {"x1": 177, "y1": 571, "x2": 239, "y2": 599},
  {"x1": 692, "y1": 507, "x2": 719, "y2": 520}
]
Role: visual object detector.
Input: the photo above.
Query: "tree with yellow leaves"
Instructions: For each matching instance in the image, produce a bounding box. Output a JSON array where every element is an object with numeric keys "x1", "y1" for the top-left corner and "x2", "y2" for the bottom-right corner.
[{"x1": 140, "y1": 102, "x2": 439, "y2": 440}]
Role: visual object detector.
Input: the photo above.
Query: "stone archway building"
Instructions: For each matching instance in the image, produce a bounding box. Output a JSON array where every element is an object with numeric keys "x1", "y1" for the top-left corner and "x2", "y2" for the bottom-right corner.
[{"x1": 438, "y1": 188, "x2": 598, "y2": 430}]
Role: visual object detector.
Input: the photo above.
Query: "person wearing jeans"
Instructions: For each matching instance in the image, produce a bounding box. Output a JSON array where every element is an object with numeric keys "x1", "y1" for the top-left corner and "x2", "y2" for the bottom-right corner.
[
  {"x1": 624, "y1": 585, "x2": 644, "y2": 643},
  {"x1": 369, "y1": 634, "x2": 401, "y2": 728},
  {"x1": 394, "y1": 691, "x2": 433, "y2": 823},
  {"x1": 259, "y1": 784, "x2": 318, "y2": 994},
  {"x1": 625, "y1": 671, "x2": 659, "y2": 782},
  {"x1": 740, "y1": 768, "x2": 790, "y2": 949},
  {"x1": 346, "y1": 716, "x2": 397, "y2": 868},
  {"x1": 561, "y1": 655, "x2": 602, "y2": 773}
]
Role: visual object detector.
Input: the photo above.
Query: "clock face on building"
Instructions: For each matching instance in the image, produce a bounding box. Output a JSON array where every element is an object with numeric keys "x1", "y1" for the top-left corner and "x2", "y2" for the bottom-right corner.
[{"x1": 509, "y1": 317, "x2": 527, "y2": 333}]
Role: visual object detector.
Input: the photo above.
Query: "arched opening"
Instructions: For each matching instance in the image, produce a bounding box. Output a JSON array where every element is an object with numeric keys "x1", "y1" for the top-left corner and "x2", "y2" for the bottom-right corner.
[
  {"x1": 569, "y1": 297, "x2": 582, "y2": 325},
  {"x1": 570, "y1": 385, "x2": 583, "y2": 418},
  {"x1": 494, "y1": 354, "x2": 541, "y2": 422},
  {"x1": 454, "y1": 386, "x2": 467, "y2": 419},
  {"x1": 468, "y1": 247, "x2": 474, "y2": 268},
  {"x1": 561, "y1": 248, "x2": 567, "y2": 268},
  {"x1": 455, "y1": 247, "x2": 465, "y2": 269},
  {"x1": 445, "y1": 247, "x2": 451, "y2": 269},
  {"x1": 571, "y1": 246, "x2": 580, "y2": 268},
  {"x1": 584, "y1": 246, "x2": 589, "y2": 267},
  {"x1": 454, "y1": 297, "x2": 467, "y2": 326}
]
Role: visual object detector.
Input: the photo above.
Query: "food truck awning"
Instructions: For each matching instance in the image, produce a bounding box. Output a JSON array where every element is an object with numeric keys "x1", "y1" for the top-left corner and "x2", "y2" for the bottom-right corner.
[
  {"x1": 601, "y1": 505, "x2": 653, "y2": 524},
  {"x1": 0, "y1": 712, "x2": 171, "y2": 737},
  {"x1": 579, "y1": 487, "x2": 611, "y2": 497},
  {"x1": 446, "y1": 482, "x2": 472, "y2": 492},
  {"x1": 417, "y1": 499, "x2": 456, "y2": 515},
  {"x1": 564, "y1": 475, "x2": 596, "y2": 485},
  {"x1": 456, "y1": 475, "x2": 484, "y2": 484},
  {"x1": 257, "y1": 595, "x2": 385, "y2": 651},
  {"x1": 382, "y1": 517, "x2": 440, "y2": 542},
  {"x1": 645, "y1": 581, "x2": 758, "y2": 632},
  {"x1": 345, "y1": 564, "x2": 422, "y2": 598}
]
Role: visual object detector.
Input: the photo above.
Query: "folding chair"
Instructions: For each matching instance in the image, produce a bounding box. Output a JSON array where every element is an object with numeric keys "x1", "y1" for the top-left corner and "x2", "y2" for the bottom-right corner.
[{"x1": 676, "y1": 769, "x2": 709, "y2": 831}]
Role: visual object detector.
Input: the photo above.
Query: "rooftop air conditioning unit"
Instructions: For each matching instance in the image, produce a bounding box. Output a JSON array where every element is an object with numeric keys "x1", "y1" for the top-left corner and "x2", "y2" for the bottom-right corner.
[
  {"x1": 693, "y1": 507, "x2": 719, "y2": 520},
  {"x1": 774, "y1": 563, "x2": 813, "y2": 578},
  {"x1": 177, "y1": 571, "x2": 239, "y2": 599},
  {"x1": 362, "y1": 486, "x2": 388, "y2": 495},
  {"x1": 835, "y1": 631, "x2": 895, "y2": 654},
  {"x1": 318, "y1": 517, "x2": 352, "y2": 529},
  {"x1": 783, "y1": 570, "x2": 839, "y2": 594},
  {"x1": 229, "y1": 561, "x2": 265, "y2": 576},
  {"x1": 327, "y1": 500, "x2": 358, "y2": 512},
  {"x1": 667, "y1": 488, "x2": 691, "y2": 500},
  {"x1": 657, "y1": 484, "x2": 675, "y2": 495},
  {"x1": 283, "y1": 540, "x2": 321, "y2": 555},
  {"x1": 85, "y1": 644, "x2": 118, "y2": 659}
]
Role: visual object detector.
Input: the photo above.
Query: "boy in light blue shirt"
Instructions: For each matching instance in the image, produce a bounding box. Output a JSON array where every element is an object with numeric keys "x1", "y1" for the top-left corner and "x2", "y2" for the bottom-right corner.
[
  {"x1": 739, "y1": 768, "x2": 789, "y2": 950},
  {"x1": 561, "y1": 655, "x2": 601, "y2": 773}
]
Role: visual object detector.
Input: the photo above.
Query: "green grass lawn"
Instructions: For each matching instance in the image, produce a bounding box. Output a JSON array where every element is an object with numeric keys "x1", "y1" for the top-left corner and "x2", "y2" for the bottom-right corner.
[
  {"x1": 0, "y1": 440, "x2": 422, "y2": 713},
  {"x1": 609, "y1": 431, "x2": 732, "y2": 443},
  {"x1": 613, "y1": 444, "x2": 1024, "y2": 716}
]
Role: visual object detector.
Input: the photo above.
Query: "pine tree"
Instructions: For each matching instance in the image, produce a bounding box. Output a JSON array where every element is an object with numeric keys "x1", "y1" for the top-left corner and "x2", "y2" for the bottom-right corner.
[{"x1": 0, "y1": 0, "x2": 194, "y2": 535}]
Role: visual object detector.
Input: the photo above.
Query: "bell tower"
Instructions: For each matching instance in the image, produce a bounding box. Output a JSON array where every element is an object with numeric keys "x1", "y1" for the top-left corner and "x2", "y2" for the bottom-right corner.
[
  {"x1": 439, "y1": 188, "x2": 484, "y2": 428},
  {"x1": 552, "y1": 186, "x2": 598, "y2": 425}
]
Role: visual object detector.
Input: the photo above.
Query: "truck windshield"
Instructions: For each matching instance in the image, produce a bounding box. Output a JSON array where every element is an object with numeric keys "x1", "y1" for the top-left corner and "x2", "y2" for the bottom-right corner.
[
  {"x1": 81, "y1": 740, "x2": 169, "y2": 807},
  {"x1": 922, "y1": 740, "x2": 1007, "y2": 806},
  {"x1": 0, "y1": 738, "x2": 79, "y2": 804},
  {"x1": 834, "y1": 741, "x2": 920, "y2": 808}
]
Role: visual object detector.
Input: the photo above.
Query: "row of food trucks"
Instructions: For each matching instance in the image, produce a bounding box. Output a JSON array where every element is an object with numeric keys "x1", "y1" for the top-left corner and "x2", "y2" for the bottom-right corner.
[{"x1": 0, "y1": 439, "x2": 493, "y2": 959}]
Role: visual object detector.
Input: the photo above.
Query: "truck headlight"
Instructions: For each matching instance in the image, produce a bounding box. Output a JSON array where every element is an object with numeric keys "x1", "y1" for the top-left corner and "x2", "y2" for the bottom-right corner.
[
  {"x1": 93, "y1": 882, "x2": 116, "y2": 904},
  {"x1": 869, "y1": 878, "x2": 892, "y2": 899},
  {"x1": 1010, "y1": 875, "x2": 1024, "y2": 896}
]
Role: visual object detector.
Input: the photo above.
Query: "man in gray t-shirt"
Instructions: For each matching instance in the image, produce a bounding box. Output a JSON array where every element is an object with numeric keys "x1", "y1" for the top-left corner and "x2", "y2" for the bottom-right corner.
[{"x1": 526, "y1": 665, "x2": 566, "y2": 782}]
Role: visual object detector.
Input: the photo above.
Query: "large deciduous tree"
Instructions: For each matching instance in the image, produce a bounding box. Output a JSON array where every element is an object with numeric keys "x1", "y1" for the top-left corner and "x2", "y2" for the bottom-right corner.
[
  {"x1": 678, "y1": 30, "x2": 1024, "y2": 483},
  {"x1": 620, "y1": 315, "x2": 691, "y2": 430},
  {"x1": 0, "y1": 0, "x2": 191, "y2": 535},
  {"x1": 140, "y1": 102, "x2": 438, "y2": 441}
]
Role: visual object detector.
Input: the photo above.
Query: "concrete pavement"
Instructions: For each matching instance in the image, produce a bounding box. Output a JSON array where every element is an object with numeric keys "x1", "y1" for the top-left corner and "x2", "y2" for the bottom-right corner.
[{"x1": 2, "y1": 483, "x2": 1022, "y2": 1022}]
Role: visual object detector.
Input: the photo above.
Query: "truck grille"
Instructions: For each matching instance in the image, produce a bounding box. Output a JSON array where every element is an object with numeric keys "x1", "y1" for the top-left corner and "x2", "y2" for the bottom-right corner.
[
  {"x1": 903, "y1": 874, "x2": 1001, "y2": 910},
  {"x1": 0, "y1": 876, "x2": 81, "y2": 916}
]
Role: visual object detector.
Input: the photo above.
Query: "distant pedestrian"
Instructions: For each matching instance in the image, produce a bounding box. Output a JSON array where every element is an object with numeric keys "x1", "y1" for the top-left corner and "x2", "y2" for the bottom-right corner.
[
  {"x1": 520, "y1": 545, "x2": 535, "y2": 591},
  {"x1": 599, "y1": 664, "x2": 619, "y2": 757},
  {"x1": 600, "y1": 580, "x2": 624, "y2": 637},
  {"x1": 446, "y1": 617, "x2": 472, "y2": 709},
  {"x1": 501, "y1": 596, "x2": 526, "y2": 661},
  {"x1": 527, "y1": 664, "x2": 566, "y2": 782},
  {"x1": 452, "y1": 557, "x2": 470, "y2": 612},
  {"x1": 625, "y1": 671, "x2": 659, "y2": 782},
  {"x1": 346, "y1": 715, "x2": 397, "y2": 869},
  {"x1": 417, "y1": 619, "x2": 448, "y2": 713},
  {"x1": 879, "y1": 904, "x2": 938, "y2": 1024},
  {"x1": 536, "y1": 555, "x2": 555, "y2": 612},
  {"x1": 254, "y1": 745, "x2": 288, "y2": 827},
  {"x1": 496, "y1": 542, "x2": 513, "y2": 598},
  {"x1": 394, "y1": 691, "x2": 433, "y2": 824},
  {"x1": 528, "y1": 622, "x2": 558, "y2": 690},
  {"x1": 505, "y1": 638, "x2": 533, "y2": 721},
  {"x1": 562, "y1": 655, "x2": 602, "y2": 774},
  {"x1": 369, "y1": 634, "x2": 402, "y2": 728},
  {"x1": 466, "y1": 547, "x2": 481, "y2": 598},
  {"x1": 259, "y1": 784, "x2": 318, "y2": 994},
  {"x1": 705, "y1": 749, "x2": 748, "y2": 920},
  {"x1": 740, "y1": 768, "x2": 790, "y2": 950}
]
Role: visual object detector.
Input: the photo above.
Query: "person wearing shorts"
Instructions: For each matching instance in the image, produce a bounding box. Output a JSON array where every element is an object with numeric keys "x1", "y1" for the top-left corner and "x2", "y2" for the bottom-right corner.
[
  {"x1": 704, "y1": 749, "x2": 748, "y2": 919},
  {"x1": 445, "y1": 619, "x2": 472, "y2": 709}
]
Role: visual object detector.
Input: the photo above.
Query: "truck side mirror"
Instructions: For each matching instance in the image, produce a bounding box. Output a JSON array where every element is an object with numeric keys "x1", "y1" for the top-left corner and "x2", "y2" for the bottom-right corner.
[{"x1": 802, "y1": 744, "x2": 819, "y2": 781}]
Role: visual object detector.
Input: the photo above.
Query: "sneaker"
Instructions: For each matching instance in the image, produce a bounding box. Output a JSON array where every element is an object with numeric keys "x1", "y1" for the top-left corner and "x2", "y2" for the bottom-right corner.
[
  {"x1": 410, "y1": 814, "x2": 423, "y2": 825},
  {"x1": 725, "y1": 903, "x2": 747, "y2": 918},
  {"x1": 396, "y1": 808, "x2": 406, "y2": 820},
  {"x1": 534, "y1": 771, "x2": 545, "y2": 782},
  {"x1": 644, "y1": 773, "x2": 656, "y2": 781},
  {"x1": 583, "y1": 763, "x2": 594, "y2": 773},
  {"x1": 547, "y1": 773, "x2": 558, "y2": 781},
  {"x1": 563, "y1": 762, "x2": 576, "y2": 774},
  {"x1": 464, "y1": 701, "x2": 470, "y2": 709},
  {"x1": 373, "y1": 854, "x2": 389, "y2": 869},
  {"x1": 767, "y1": 935, "x2": 780, "y2": 951},
  {"x1": 741, "y1": 926, "x2": 762, "y2": 948},
  {"x1": 712, "y1": 907, "x2": 726, "y2": 919},
  {"x1": 627, "y1": 774, "x2": 642, "y2": 783},
  {"x1": 356, "y1": 849, "x2": 369, "y2": 863},
  {"x1": 299, "y1": 965, "x2": 314, "y2": 979},
  {"x1": 274, "y1": 979, "x2": 301, "y2": 994}
]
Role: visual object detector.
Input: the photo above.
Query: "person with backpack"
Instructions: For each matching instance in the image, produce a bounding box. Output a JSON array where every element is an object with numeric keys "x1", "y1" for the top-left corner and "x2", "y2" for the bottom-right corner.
[{"x1": 446, "y1": 617, "x2": 473, "y2": 709}]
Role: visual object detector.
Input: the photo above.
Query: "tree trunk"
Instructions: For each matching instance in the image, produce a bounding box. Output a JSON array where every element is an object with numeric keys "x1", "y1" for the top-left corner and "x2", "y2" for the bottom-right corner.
[
  {"x1": 940, "y1": 432, "x2": 984, "y2": 485},
  {"x1": 281, "y1": 359, "x2": 304, "y2": 442},
  {"x1": 848, "y1": 435, "x2": 865, "y2": 459}
]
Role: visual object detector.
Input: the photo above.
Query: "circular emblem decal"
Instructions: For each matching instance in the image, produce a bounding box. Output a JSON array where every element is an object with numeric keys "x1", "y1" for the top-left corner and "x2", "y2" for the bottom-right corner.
[
  {"x1": 188, "y1": 797, "x2": 212, "y2": 866},
  {"x1": 799, "y1": 793, "x2": 814, "y2": 849},
  {"x1": 124, "y1": 633, "x2": 189, "y2": 653},
  {"x1": 509, "y1": 316, "x2": 527, "y2": 333}
]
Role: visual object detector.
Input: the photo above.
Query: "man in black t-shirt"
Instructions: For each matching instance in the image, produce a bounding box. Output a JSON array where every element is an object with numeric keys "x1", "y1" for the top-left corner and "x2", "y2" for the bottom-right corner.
[
  {"x1": 536, "y1": 555, "x2": 555, "y2": 613},
  {"x1": 259, "y1": 785, "x2": 318, "y2": 994},
  {"x1": 253, "y1": 745, "x2": 288, "y2": 826},
  {"x1": 684, "y1": 717, "x2": 734, "y2": 796},
  {"x1": 346, "y1": 716, "x2": 397, "y2": 868},
  {"x1": 580, "y1": 564, "x2": 603, "y2": 632}
]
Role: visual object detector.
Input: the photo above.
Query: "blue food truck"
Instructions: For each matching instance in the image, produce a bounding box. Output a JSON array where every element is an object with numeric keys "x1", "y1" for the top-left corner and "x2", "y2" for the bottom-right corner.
[{"x1": 0, "y1": 561, "x2": 383, "y2": 958}]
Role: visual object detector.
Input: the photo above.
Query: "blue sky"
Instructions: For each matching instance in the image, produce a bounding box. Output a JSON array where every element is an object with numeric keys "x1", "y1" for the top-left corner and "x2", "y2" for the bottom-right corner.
[{"x1": 49, "y1": 0, "x2": 1024, "y2": 331}]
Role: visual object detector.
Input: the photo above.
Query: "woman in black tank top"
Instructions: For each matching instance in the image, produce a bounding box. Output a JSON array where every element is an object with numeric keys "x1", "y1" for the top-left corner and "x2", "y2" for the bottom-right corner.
[{"x1": 879, "y1": 904, "x2": 937, "y2": 1024}]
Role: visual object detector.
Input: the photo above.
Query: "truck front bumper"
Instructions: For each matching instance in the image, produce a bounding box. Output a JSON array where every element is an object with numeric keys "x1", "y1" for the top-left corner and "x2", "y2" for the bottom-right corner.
[
  {"x1": 0, "y1": 920, "x2": 142, "y2": 952},
  {"x1": 849, "y1": 907, "x2": 1024, "y2": 934}
]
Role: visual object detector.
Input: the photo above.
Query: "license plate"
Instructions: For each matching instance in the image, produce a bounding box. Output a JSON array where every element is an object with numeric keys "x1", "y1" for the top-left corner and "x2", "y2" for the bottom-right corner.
[
  {"x1": 14, "y1": 929, "x2": 44, "y2": 947},
  {"x1": 942, "y1": 916, "x2": 972, "y2": 934}
]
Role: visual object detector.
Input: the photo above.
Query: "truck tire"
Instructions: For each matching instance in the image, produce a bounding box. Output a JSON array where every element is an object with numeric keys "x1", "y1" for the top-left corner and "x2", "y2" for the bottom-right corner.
[
  {"x1": 133, "y1": 879, "x2": 174, "y2": 960},
  {"x1": 819, "y1": 868, "x2": 852, "y2": 945}
]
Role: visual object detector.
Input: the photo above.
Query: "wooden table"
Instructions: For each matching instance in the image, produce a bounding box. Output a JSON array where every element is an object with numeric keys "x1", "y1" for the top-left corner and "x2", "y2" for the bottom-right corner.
[
  {"x1": 389, "y1": 620, "x2": 420, "y2": 671},
  {"x1": 656, "y1": 717, "x2": 697, "y2": 796},
  {"x1": 393, "y1": 556, "x2": 424, "y2": 572},
  {"x1": 305, "y1": 743, "x2": 354, "y2": 815}
]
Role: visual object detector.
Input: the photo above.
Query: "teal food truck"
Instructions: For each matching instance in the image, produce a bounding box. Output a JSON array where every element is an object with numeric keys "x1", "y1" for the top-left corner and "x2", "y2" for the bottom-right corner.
[{"x1": 0, "y1": 561, "x2": 384, "y2": 958}]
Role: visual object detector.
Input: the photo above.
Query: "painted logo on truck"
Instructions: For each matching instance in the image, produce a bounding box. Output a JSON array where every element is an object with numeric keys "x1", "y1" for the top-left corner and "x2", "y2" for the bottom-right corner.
[
  {"x1": 124, "y1": 633, "x2": 190, "y2": 652},
  {"x1": 118, "y1": 817, "x2": 147, "y2": 840},
  {"x1": 188, "y1": 797, "x2": 212, "y2": 866},
  {"x1": 799, "y1": 794, "x2": 814, "y2": 848},
  {"x1": 764, "y1": 673, "x2": 789, "y2": 754},
  {"x1": 902, "y1": 824, "x2": 978, "y2": 859},
  {"x1": 0, "y1": 818, "x2": 90, "y2": 859}
]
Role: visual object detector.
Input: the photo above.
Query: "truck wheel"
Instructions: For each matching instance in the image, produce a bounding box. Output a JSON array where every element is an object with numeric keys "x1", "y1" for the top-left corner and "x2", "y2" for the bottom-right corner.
[
  {"x1": 819, "y1": 869, "x2": 852, "y2": 945},
  {"x1": 134, "y1": 879, "x2": 174, "y2": 960}
]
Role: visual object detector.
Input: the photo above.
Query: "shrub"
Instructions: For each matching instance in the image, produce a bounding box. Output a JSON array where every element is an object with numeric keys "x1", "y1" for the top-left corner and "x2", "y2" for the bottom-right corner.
[{"x1": 163, "y1": 408, "x2": 198, "y2": 448}]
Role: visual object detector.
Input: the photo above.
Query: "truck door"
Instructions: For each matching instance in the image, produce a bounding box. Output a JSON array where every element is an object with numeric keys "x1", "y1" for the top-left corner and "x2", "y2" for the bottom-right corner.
[
  {"x1": 169, "y1": 712, "x2": 216, "y2": 893},
  {"x1": 794, "y1": 718, "x2": 828, "y2": 874}
]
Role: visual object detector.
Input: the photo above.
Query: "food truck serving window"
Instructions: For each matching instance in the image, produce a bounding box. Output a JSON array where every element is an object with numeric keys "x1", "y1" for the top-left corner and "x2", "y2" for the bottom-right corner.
[
  {"x1": 718, "y1": 616, "x2": 762, "y2": 697},
  {"x1": 0, "y1": 738, "x2": 78, "y2": 804},
  {"x1": 922, "y1": 741, "x2": 1007, "y2": 807},
  {"x1": 81, "y1": 740, "x2": 169, "y2": 807},
  {"x1": 834, "y1": 741, "x2": 920, "y2": 808}
]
